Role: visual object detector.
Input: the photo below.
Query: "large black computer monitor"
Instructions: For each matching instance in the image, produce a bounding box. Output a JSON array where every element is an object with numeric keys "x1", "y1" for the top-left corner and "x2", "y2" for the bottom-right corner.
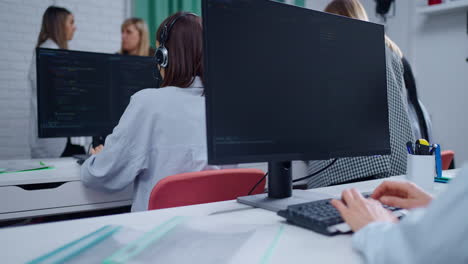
[
  {"x1": 203, "y1": 0, "x2": 390, "y2": 211},
  {"x1": 36, "y1": 48, "x2": 159, "y2": 138}
]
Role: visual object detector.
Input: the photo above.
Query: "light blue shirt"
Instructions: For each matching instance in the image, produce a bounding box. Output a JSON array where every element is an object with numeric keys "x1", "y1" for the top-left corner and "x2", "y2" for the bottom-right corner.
[
  {"x1": 353, "y1": 164, "x2": 468, "y2": 264},
  {"x1": 81, "y1": 77, "x2": 233, "y2": 211}
]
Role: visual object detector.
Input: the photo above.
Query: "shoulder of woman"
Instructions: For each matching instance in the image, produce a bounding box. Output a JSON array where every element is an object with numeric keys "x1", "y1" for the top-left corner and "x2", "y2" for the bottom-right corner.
[
  {"x1": 40, "y1": 39, "x2": 60, "y2": 49},
  {"x1": 126, "y1": 88, "x2": 178, "y2": 116},
  {"x1": 386, "y1": 47, "x2": 404, "y2": 72},
  {"x1": 131, "y1": 87, "x2": 171, "y2": 103}
]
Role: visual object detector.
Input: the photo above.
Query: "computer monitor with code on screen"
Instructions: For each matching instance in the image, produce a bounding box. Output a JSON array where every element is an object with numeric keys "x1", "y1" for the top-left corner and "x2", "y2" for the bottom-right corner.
[
  {"x1": 203, "y1": 0, "x2": 390, "y2": 211},
  {"x1": 36, "y1": 48, "x2": 159, "y2": 138}
]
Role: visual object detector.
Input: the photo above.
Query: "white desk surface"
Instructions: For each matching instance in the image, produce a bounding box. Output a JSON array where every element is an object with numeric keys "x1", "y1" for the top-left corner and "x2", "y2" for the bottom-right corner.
[
  {"x1": 0, "y1": 170, "x2": 458, "y2": 264},
  {"x1": 0, "y1": 158, "x2": 81, "y2": 186},
  {"x1": 0, "y1": 159, "x2": 305, "y2": 221},
  {"x1": 0, "y1": 158, "x2": 133, "y2": 221}
]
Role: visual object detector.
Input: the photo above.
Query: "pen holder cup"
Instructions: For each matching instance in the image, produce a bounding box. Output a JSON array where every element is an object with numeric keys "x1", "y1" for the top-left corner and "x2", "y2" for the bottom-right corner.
[{"x1": 406, "y1": 154, "x2": 435, "y2": 192}]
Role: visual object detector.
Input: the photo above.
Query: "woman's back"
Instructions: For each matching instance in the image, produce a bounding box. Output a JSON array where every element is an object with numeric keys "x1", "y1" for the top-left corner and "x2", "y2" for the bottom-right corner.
[
  {"x1": 80, "y1": 12, "x2": 229, "y2": 211},
  {"x1": 126, "y1": 79, "x2": 213, "y2": 177},
  {"x1": 81, "y1": 78, "x2": 233, "y2": 211},
  {"x1": 307, "y1": 49, "x2": 415, "y2": 187}
]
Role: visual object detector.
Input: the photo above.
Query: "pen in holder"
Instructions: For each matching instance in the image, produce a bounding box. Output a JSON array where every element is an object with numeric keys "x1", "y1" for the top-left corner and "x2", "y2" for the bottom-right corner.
[
  {"x1": 432, "y1": 144, "x2": 442, "y2": 178},
  {"x1": 406, "y1": 153, "x2": 436, "y2": 192}
]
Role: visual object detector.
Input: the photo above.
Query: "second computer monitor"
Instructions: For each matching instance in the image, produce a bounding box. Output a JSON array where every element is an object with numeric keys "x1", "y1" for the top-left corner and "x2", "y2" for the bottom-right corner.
[
  {"x1": 203, "y1": 0, "x2": 390, "y2": 165},
  {"x1": 36, "y1": 48, "x2": 159, "y2": 138}
]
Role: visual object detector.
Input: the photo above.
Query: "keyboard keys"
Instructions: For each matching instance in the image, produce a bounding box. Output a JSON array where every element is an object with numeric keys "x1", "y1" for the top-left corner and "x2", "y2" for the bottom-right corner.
[{"x1": 277, "y1": 196, "x2": 402, "y2": 236}]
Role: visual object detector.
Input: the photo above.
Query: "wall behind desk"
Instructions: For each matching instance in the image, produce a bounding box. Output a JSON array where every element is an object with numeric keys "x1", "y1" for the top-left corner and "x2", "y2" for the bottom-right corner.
[
  {"x1": 411, "y1": 7, "x2": 468, "y2": 166},
  {"x1": 304, "y1": 0, "x2": 468, "y2": 165},
  {"x1": 0, "y1": 0, "x2": 131, "y2": 159},
  {"x1": 304, "y1": 0, "x2": 412, "y2": 59}
]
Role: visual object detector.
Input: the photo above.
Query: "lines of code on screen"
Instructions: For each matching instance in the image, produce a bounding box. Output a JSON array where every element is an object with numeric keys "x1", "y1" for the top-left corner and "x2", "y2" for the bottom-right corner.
[{"x1": 36, "y1": 49, "x2": 158, "y2": 137}]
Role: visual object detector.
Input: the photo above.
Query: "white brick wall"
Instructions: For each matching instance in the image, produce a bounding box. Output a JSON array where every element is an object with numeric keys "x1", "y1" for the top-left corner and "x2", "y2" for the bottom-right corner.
[{"x1": 0, "y1": 0, "x2": 131, "y2": 160}]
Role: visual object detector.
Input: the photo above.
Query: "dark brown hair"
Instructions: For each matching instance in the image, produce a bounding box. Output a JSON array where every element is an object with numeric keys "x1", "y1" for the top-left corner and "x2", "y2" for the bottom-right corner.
[
  {"x1": 36, "y1": 6, "x2": 71, "y2": 49},
  {"x1": 156, "y1": 12, "x2": 203, "y2": 88}
]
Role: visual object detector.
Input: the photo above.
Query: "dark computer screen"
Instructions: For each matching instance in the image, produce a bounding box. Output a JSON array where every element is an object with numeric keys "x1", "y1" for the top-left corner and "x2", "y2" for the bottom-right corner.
[
  {"x1": 203, "y1": 0, "x2": 390, "y2": 165},
  {"x1": 36, "y1": 48, "x2": 159, "y2": 137}
]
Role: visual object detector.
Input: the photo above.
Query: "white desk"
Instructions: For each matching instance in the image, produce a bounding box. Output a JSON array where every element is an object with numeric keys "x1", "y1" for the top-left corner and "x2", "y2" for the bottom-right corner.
[
  {"x1": 0, "y1": 159, "x2": 308, "y2": 221},
  {"x1": 0, "y1": 170, "x2": 458, "y2": 264},
  {"x1": 0, "y1": 158, "x2": 133, "y2": 221}
]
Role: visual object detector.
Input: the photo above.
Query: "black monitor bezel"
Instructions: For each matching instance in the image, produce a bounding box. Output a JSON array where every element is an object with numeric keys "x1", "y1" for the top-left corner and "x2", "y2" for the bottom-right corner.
[
  {"x1": 35, "y1": 47, "x2": 157, "y2": 138},
  {"x1": 202, "y1": 0, "x2": 391, "y2": 165}
]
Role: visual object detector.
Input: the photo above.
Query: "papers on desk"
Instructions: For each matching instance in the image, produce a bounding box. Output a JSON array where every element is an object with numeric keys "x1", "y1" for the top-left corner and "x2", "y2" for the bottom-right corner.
[
  {"x1": 28, "y1": 216, "x2": 286, "y2": 264},
  {"x1": 0, "y1": 160, "x2": 53, "y2": 174},
  {"x1": 434, "y1": 169, "x2": 460, "y2": 183},
  {"x1": 442, "y1": 169, "x2": 459, "y2": 179}
]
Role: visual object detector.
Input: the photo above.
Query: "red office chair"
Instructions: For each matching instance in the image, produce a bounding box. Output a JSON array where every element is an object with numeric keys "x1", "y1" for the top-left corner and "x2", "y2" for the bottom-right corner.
[
  {"x1": 148, "y1": 168, "x2": 266, "y2": 210},
  {"x1": 441, "y1": 150, "x2": 455, "y2": 170}
]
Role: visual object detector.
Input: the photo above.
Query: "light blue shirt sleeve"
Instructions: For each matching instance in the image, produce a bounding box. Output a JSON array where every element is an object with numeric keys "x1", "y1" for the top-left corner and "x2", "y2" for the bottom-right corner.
[
  {"x1": 352, "y1": 165, "x2": 468, "y2": 264},
  {"x1": 80, "y1": 95, "x2": 150, "y2": 192}
]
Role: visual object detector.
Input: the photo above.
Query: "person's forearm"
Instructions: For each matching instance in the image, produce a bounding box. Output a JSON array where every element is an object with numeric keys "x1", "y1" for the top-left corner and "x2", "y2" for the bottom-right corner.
[
  {"x1": 352, "y1": 208, "x2": 434, "y2": 264},
  {"x1": 355, "y1": 166, "x2": 468, "y2": 264},
  {"x1": 80, "y1": 148, "x2": 140, "y2": 192},
  {"x1": 352, "y1": 221, "x2": 414, "y2": 264}
]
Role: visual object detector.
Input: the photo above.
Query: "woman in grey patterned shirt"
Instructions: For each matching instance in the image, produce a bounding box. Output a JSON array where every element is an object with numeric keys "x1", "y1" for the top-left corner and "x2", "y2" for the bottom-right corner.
[{"x1": 306, "y1": 0, "x2": 414, "y2": 188}]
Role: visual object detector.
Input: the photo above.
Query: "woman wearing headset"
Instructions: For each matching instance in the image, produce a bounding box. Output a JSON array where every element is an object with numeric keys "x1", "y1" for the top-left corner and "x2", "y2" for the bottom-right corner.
[{"x1": 81, "y1": 12, "x2": 232, "y2": 212}]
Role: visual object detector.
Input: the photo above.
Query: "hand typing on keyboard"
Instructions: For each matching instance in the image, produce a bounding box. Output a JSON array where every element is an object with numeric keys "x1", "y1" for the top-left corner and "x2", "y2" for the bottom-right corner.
[
  {"x1": 277, "y1": 186, "x2": 406, "y2": 236},
  {"x1": 90, "y1": 144, "x2": 104, "y2": 155},
  {"x1": 370, "y1": 181, "x2": 433, "y2": 209},
  {"x1": 331, "y1": 188, "x2": 398, "y2": 232}
]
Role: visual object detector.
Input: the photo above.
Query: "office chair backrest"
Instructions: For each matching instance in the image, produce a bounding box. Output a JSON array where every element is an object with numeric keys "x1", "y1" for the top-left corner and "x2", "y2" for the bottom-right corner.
[
  {"x1": 148, "y1": 168, "x2": 266, "y2": 210},
  {"x1": 441, "y1": 150, "x2": 455, "y2": 170}
]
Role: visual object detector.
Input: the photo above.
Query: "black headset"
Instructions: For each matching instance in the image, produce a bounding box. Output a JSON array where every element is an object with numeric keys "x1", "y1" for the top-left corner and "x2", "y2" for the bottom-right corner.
[
  {"x1": 375, "y1": 0, "x2": 395, "y2": 21},
  {"x1": 155, "y1": 12, "x2": 198, "y2": 68}
]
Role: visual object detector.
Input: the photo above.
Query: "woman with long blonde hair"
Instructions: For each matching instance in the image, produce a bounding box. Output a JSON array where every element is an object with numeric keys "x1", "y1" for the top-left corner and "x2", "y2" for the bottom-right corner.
[
  {"x1": 119, "y1": 18, "x2": 155, "y2": 56},
  {"x1": 305, "y1": 0, "x2": 415, "y2": 188},
  {"x1": 324, "y1": 0, "x2": 403, "y2": 58},
  {"x1": 325, "y1": 0, "x2": 433, "y2": 141}
]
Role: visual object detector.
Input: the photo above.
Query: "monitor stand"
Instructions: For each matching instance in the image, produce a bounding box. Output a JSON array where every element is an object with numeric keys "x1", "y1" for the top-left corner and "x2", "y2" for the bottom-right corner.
[{"x1": 237, "y1": 161, "x2": 333, "y2": 212}]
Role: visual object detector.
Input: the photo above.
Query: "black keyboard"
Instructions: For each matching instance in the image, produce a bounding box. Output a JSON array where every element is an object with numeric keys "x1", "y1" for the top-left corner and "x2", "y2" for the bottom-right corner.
[
  {"x1": 277, "y1": 196, "x2": 402, "y2": 236},
  {"x1": 73, "y1": 154, "x2": 90, "y2": 165}
]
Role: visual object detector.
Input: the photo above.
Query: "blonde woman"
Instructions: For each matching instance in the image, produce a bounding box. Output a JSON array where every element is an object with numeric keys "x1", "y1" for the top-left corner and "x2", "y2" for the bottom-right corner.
[
  {"x1": 119, "y1": 18, "x2": 155, "y2": 56},
  {"x1": 325, "y1": 0, "x2": 433, "y2": 142},
  {"x1": 28, "y1": 6, "x2": 88, "y2": 158},
  {"x1": 305, "y1": 0, "x2": 415, "y2": 188},
  {"x1": 324, "y1": 0, "x2": 403, "y2": 58}
]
